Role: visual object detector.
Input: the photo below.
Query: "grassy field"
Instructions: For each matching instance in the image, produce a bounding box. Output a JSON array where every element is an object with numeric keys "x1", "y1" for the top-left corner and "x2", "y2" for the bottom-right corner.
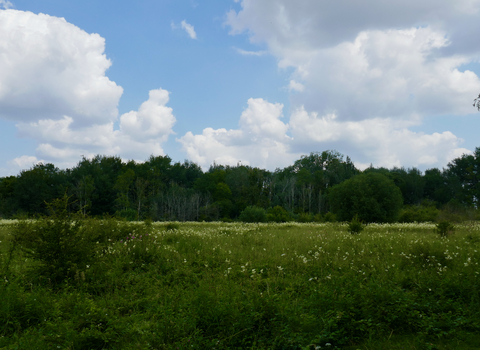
[{"x1": 1, "y1": 219, "x2": 480, "y2": 349}]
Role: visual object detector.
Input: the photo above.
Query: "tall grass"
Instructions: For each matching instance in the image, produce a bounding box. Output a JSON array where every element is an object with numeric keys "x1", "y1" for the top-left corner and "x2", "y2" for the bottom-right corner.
[{"x1": 1, "y1": 220, "x2": 479, "y2": 349}]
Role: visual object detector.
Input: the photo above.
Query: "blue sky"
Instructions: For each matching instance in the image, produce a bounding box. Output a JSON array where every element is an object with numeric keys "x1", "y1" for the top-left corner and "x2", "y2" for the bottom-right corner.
[{"x1": 1, "y1": 0, "x2": 480, "y2": 176}]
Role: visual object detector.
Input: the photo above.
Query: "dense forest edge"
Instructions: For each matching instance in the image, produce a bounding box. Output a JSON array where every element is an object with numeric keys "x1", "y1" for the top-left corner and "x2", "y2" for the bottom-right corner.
[{"x1": 1, "y1": 148, "x2": 480, "y2": 223}]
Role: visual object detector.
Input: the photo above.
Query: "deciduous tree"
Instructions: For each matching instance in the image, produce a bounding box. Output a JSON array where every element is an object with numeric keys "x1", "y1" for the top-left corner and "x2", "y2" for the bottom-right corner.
[{"x1": 329, "y1": 172, "x2": 403, "y2": 222}]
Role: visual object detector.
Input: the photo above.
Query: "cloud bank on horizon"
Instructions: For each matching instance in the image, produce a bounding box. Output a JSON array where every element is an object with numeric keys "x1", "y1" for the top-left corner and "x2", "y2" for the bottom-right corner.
[{"x1": 1, "y1": 1, "x2": 480, "y2": 175}]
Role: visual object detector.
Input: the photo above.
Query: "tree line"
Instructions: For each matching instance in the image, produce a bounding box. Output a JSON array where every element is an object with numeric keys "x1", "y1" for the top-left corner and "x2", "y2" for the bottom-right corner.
[{"x1": 1, "y1": 148, "x2": 479, "y2": 222}]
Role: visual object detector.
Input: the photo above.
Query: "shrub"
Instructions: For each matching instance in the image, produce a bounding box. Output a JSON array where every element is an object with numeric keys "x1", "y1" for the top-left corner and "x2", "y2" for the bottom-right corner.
[
  {"x1": 438, "y1": 199, "x2": 474, "y2": 222},
  {"x1": 267, "y1": 206, "x2": 293, "y2": 223},
  {"x1": 11, "y1": 194, "x2": 95, "y2": 285},
  {"x1": 399, "y1": 205, "x2": 439, "y2": 223},
  {"x1": 435, "y1": 221, "x2": 455, "y2": 237},
  {"x1": 115, "y1": 208, "x2": 137, "y2": 221},
  {"x1": 323, "y1": 212, "x2": 337, "y2": 222},
  {"x1": 239, "y1": 206, "x2": 267, "y2": 223},
  {"x1": 348, "y1": 214, "x2": 364, "y2": 234},
  {"x1": 297, "y1": 212, "x2": 313, "y2": 223}
]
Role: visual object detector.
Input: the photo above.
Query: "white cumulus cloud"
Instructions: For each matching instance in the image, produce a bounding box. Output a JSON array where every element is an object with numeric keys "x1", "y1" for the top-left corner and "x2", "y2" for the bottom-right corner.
[
  {"x1": 288, "y1": 107, "x2": 470, "y2": 169},
  {"x1": 178, "y1": 98, "x2": 295, "y2": 169},
  {"x1": 289, "y1": 27, "x2": 480, "y2": 121},
  {"x1": 16, "y1": 88, "x2": 176, "y2": 166},
  {"x1": 220, "y1": 1, "x2": 480, "y2": 169},
  {"x1": 9, "y1": 155, "x2": 42, "y2": 169},
  {"x1": 0, "y1": 10, "x2": 176, "y2": 171},
  {"x1": 226, "y1": 0, "x2": 480, "y2": 52},
  {"x1": 0, "y1": 10, "x2": 123, "y2": 126},
  {"x1": 119, "y1": 89, "x2": 175, "y2": 141},
  {"x1": 179, "y1": 98, "x2": 469, "y2": 171}
]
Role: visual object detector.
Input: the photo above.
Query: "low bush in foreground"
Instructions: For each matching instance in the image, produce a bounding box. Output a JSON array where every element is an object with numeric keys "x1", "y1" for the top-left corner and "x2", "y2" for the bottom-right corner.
[{"x1": 1, "y1": 219, "x2": 480, "y2": 349}]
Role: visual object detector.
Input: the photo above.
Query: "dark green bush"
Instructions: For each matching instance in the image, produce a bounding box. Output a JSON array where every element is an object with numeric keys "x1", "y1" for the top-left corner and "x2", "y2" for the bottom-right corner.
[
  {"x1": 267, "y1": 206, "x2": 293, "y2": 223},
  {"x1": 399, "y1": 205, "x2": 439, "y2": 222},
  {"x1": 329, "y1": 172, "x2": 403, "y2": 222},
  {"x1": 435, "y1": 221, "x2": 455, "y2": 237},
  {"x1": 297, "y1": 212, "x2": 313, "y2": 223},
  {"x1": 348, "y1": 214, "x2": 364, "y2": 234},
  {"x1": 115, "y1": 208, "x2": 137, "y2": 221},
  {"x1": 11, "y1": 195, "x2": 95, "y2": 285},
  {"x1": 323, "y1": 212, "x2": 337, "y2": 222},
  {"x1": 239, "y1": 206, "x2": 267, "y2": 223}
]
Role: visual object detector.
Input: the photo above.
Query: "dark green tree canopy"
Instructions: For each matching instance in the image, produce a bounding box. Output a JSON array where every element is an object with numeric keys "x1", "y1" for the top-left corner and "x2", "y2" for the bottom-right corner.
[
  {"x1": 445, "y1": 147, "x2": 480, "y2": 207},
  {"x1": 2, "y1": 148, "x2": 480, "y2": 221},
  {"x1": 329, "y1": 172, "x2": 403, "y2": 223}
]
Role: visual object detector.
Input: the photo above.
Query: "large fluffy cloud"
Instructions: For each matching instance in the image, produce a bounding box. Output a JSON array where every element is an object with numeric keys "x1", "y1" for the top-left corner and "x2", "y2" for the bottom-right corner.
[
  {"x1": 288, "y1": 107, "x2": 470, "y2": 169},
  {"x1": 222, "y1": 0, "x2": 480, "y2": 169},
  {"x1": 0, "y1": 10, "x2": 123, "y2": 126},
  {"x1": 226, "y1": 0, "x2": 480, "y2": 52},
  {"x1": 0, "y1": 10, "x2": 175, "y2": 171},
  {"x1": 227, "y1": 1, "x2": 480, "y2": 120},
  {"x1": 179, "y1": 99, "x2": 469, "y2": 171},
  {"x1": 178, "y1": 98, "x2": 295, "y2": 169},
  {"x1": 119, "y1": 89, "x2": 175, "y2": 142},
  {"x1": 16, "y1": 88, "x2": 176, "y2": 165},
  {"x1": 293, "y1": 27, "x2": 480, "y2": 120}
]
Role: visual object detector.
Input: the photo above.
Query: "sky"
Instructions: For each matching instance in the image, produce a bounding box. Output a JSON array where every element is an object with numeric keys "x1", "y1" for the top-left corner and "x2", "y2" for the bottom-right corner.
[{"x1": 1, "y1": 0, "x2": 480, "y2": 176}]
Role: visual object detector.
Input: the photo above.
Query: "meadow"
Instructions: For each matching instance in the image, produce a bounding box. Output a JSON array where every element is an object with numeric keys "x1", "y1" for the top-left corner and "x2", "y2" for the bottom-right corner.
[{"x1": 1, "y1": 218, "x2": 480, "y2": 349}]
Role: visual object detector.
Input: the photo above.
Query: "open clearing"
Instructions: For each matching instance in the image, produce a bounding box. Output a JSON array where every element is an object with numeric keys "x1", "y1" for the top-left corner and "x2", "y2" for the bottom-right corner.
[{"x1": 1, "y1": 220, "x2": 480, "y2": 349}]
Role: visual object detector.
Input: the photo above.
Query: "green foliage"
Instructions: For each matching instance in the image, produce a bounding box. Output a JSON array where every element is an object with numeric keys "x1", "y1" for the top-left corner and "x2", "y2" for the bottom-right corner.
[
  {"x1": 323, "y1": 212, "x2": 337, "y2": 222},
  {"x1": 4, "y1": 147, "x2": 480, "y2": 225},
  {"x1": 115, "y1": 208, "x2": 137, "y2": 221},
  {"x1": 424, "y1": 168, "x2": 450, "y2": 205},
  {"x1": 239, "y1": 205, "x2": 267, "y2": 223},
  {"x1": 267, "y1": 205, "x2": 293, "y2": 222},
  {"x1": 213, "y1": 182, "x2": 232, "y2": 201},
  {"x1": 329, "y1": 172, "x2": 403, "y2": 222},
  {"x1": 11, "y1": 194, "x2": 94, "y2": 285},
  {"x1": 13, "y1": 163, "x2": 66, "y2": 215},
  {"x1": 435, "y1": 221, "x2": 455, "y2": 237},
  {"x1": 445, "y1": 147, "x2": 480, "y2": 208},
  {"x1": 165, "y1": 222, "x2": 180, "y2": 231},
  {"x1": 437, "y1": 199, "x2": 477, "y2": 223},
  {"x1": 297, "y1": 212, "x2": 313, "y2": 223},
  {"x1": 215, "y1": 199, "x2": 234, "y2": 218},
  {"x1": 1, "y1": 221, "x2": 480, "y2": 349},
  {"x1": 399, "y1": 204, "x2": 439, "y2": 223},
  {"x1": 348, "y1": 214, "x2": 364, "y2": 234},
  {"x1": 387, "y1": 167, "x2": 425, "y2": 205}
]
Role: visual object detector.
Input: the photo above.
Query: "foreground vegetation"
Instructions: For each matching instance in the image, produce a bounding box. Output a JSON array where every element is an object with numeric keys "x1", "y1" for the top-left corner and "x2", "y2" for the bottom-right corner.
[{"x1": 1, "y1": 215, "x2": 480, "y2": 349}]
